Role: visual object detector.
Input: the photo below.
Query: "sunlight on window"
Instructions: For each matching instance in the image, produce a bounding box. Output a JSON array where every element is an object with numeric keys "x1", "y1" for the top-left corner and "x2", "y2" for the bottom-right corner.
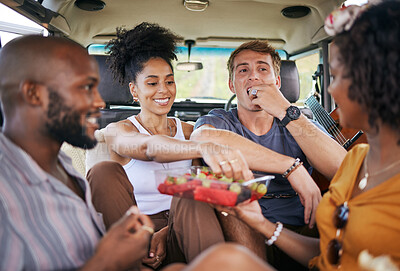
[
  {"x1": 0, "y1": 3, "x2": 46, "y2": 46},
  {"x1": 295, "y1": 52, "x2": 320, "y2": 106},
  {"x1": 344, "y1": 0, "x2": 368, "y2": 6},
  {"x1": 174, "y1": 47, "x2": 234, "y2": 101}
]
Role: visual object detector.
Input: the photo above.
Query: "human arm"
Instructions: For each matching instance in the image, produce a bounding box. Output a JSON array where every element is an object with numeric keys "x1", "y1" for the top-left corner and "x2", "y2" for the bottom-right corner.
[
  {"x1": 250, "y1": 83, "x2": 346, "y2": 179},
  {"x1": 104, "y1": 120, "x2": 253, "y2": 180},
  {"x1": 219, "y1": 201, "x2": 320, "y2": 267},
  {"x1": 191, "y1": 125, "x2": 320, "y2": 227},
  {"x1": 81, "y1": 206, "x2": 154, "y2": 271}
]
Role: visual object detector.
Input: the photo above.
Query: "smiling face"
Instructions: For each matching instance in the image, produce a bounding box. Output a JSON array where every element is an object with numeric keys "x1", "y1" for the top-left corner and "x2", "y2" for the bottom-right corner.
[
  {"x1": 229, "y1": 50, "x2": 280, "y2": 112},
  {"x1": 129, "y1": 57, "x2": 176, "y2": 116},
  {"x1": 328, "y1": 43, "x2": 368, "y2": 131},
  {"x1": 43, "y1": 47, "x2": 105, "y2": 149}
]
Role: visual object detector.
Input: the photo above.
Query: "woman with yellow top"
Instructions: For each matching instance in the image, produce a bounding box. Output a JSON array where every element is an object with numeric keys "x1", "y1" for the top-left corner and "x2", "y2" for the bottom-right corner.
[{"x1": 207, "y1": 1, "x2": 400, "y2": 270}]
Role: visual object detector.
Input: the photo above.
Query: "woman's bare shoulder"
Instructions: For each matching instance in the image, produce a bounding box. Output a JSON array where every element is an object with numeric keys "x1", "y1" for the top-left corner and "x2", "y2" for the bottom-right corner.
[
  {"x1": 104, "y1": 119, "x2": 139, "y2": 136},
  {"x1": 181, "y1": 121, "x2": 195, "y2": 140}
]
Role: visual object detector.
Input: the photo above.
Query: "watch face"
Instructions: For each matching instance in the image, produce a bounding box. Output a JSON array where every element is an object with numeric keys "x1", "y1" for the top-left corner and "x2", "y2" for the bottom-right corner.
[{"x1": 287, "y1": 106, "x2": 300, "y2": 119}]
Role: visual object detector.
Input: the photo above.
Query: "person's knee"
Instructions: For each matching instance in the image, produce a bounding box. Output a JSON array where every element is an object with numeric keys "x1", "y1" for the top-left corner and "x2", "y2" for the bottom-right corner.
[
  {"x1": 87, "y1": 161, "x2": 131, "y2": 190},
  {"x1": 87, "y1": 161, "x2": 122, "y2": 181}
]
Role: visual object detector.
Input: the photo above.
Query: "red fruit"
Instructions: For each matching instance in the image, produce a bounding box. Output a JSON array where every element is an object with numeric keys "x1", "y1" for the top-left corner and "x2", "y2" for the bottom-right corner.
[
  {"x1": 193, "y1": 186, "x2": 238, "y2": 206},
  {"x1": 158, "y1": 183, "x2": 169, "y2": 194},
  {"x1": 164, "y1": 176, "x2": 176, "y2": 185},
  {"x1": 250, "y1": 191, "x2": 259, "y2": 201},
  {"x1": 210, "y1": 182, "x2": 228, "y2": 190},
  {"x1": 167, "y1": 180, "x2": 202, "y2": 194}
]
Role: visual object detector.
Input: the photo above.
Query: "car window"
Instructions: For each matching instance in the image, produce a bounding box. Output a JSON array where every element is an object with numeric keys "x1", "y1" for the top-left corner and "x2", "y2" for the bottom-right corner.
[
  {"x1": 88, "y1": 44, "x2": 287, "y2": 102},
  {"x1": 293, "y1": 50, "x2": 320, "y2": 106},
  {"x1": 0, "y1": 3, "x2": 47, "y2": 47}
]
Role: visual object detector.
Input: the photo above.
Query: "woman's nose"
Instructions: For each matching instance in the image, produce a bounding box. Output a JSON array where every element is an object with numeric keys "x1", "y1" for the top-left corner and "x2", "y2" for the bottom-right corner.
[{"x1": 158, "y1": 83, "x2": 169, "y2": 93}]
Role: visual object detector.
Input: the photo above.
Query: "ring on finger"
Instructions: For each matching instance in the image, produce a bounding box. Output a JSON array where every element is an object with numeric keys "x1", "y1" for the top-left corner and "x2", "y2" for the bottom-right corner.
[
  {"x1": 219, "y1": 160, "x2": 228, "y2": 166},
  {"x1": 156, "y1": 255, "x2": 160, "y2": 261},
  {"x1": 221, "y1": 211, "x2": 229, "y2": 217},
  {"x1": 251, "y1": 88, "x2": 258, "y2": 96},
  {"x1": 229, "y1": 159, "x2": 238, "y2": 164}
]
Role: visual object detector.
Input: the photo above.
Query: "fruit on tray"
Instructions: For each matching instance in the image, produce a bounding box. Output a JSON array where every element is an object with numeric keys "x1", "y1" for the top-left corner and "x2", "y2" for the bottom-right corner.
[
  {"x1": 157, "y1": 167, "x2": 270, "y2": 206},
  {"x1": 193, "y1": 186, "x2": 238, "y2": 206}
]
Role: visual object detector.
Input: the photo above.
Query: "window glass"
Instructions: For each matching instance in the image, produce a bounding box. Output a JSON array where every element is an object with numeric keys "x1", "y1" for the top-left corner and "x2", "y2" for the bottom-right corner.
[
  {"x1": 343, "y1": 0, "x2": 368, "y2": 6},
  {"x1": 294, "y1": 51, "x2": 320, "y2": 106},
  {"x1": 174, "y1": 47, "x2": 234, "y2": 101},
  {"x1": 88, "y1": 44, "x2": 287, "y2": 102},
  {"x1": 0, "y1": 3, "x2": 47, "y2": 47}
]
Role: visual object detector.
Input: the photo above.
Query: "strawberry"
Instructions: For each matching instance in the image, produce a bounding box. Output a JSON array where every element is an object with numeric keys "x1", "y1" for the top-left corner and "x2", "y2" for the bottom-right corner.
[{"x1": 165, "y1": 176, "x2": 176, "y2": 185}]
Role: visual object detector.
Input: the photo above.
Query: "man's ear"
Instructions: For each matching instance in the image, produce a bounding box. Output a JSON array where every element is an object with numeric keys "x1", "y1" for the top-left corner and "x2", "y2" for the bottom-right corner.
[
  {"x1": 129, "y1": 82, "x2": 138, "y2": 101},
  {"x1": 276, "y1": 75, "x2": 281, "y2": 89},
  {"x1": 21, "y1": 81, "x2": 43, "y2": 105},
  {"x1": 228, "y1": 79, "x2": 235, "y2": 94}
]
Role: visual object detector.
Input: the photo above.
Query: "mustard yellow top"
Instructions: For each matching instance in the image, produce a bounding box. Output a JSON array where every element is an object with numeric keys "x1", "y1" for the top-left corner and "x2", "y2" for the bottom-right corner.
[{"x1": 310, "y1": 144, "x2": 400, "y2": 270}]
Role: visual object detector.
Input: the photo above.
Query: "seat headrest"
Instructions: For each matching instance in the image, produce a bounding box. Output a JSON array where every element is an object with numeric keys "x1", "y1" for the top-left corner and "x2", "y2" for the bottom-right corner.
[
  {"x1": 280, "y1": 60, "x2": 300, "y2": 103},
  {"x1": 94, "y1": 55, "x2": 133, "y2": 105}
]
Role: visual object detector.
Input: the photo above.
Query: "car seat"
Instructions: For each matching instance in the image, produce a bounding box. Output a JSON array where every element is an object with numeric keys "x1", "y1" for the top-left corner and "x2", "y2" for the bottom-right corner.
[{"x1": 280, "y1": 60, "x2": 313, "y2": 119}]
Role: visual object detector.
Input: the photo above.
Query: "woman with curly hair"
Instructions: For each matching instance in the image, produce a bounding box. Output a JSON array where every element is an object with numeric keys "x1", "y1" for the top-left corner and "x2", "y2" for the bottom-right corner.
[
  {"x1": 200, "y1": 1, "x2": 400, "y2": 270},
  {"x1": 87, "y1": 22, "x2": 251, "y2": 269}
]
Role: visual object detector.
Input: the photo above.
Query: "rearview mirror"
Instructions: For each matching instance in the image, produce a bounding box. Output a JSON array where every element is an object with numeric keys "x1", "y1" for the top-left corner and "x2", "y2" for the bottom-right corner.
[
  {"x1": 176, "y1": 39, "x2": 203, "y2": 71},
  {"x1": 176, "y1": 61, "x2": 203, "y2": 71}
]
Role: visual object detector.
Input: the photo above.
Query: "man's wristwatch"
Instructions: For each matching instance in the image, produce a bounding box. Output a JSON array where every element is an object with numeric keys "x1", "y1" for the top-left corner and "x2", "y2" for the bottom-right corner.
[{"x1": 281, "y1": 105, "x2": 301, "y2": 127}]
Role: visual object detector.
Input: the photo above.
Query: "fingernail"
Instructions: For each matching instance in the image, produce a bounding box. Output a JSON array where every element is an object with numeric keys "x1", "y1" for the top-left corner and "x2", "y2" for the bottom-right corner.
[{"x1": 125, "y1": 206, "x2": 139, "y2": 216}]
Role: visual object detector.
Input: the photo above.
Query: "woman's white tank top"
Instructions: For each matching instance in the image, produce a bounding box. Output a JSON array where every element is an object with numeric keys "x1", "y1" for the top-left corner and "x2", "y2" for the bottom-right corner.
[{"x1": 123, "y1": 116, "x2": 192, "y2": 215}]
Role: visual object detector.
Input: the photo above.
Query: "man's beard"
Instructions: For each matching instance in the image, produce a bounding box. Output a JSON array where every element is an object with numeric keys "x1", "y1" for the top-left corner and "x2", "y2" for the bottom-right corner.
[{"x1": 45, "y1": 88, "x2": 97, "y2": 149}]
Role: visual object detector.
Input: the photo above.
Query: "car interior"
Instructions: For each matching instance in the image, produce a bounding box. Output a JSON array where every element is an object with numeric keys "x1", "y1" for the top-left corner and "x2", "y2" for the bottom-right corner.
[{"x1": 0, "y1": 0, "x2": 349, "y2": 175}]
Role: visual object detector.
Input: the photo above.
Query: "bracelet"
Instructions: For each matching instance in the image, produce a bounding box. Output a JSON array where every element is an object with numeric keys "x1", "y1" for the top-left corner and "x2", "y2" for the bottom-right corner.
[
  {"x1": 265, "y1": 222, "x2": 283, "y2": 246},
  {"x1": 285, "y1": 161, "x2": 303, "y2": 179},
  {"x1": 282, "y1": 158, "x2": 302, "y2": 178}
]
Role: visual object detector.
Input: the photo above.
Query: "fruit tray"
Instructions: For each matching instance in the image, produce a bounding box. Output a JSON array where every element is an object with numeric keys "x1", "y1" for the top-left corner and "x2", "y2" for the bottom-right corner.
[{"x1": 154, "y1": 166, "x2": 274, "y2": 206}]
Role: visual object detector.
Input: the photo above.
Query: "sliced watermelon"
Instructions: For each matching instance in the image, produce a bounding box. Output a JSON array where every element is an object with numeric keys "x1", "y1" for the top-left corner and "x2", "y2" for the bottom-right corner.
[
  {"x1": 159, "y1": 179, "x2": 202, "y2": 195},
  {"x1": 157, "y1": 183, "x2": 169, "y2": 194},
  {"x1": 210, "y1": 182, "x2": 228, "y2": 190},
  {"x1": 193, "y1": 186, "x2": 238, "y2": 206}
]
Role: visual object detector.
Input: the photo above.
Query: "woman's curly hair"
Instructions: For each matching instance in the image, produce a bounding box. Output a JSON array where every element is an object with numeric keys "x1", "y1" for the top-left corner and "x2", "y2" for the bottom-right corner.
[
  {"x1": 333, "y1": 1, "x2": 400, "y2": 139},
  {"x1": 106, "y1": 22, "x2": 179, "y2": 85}
]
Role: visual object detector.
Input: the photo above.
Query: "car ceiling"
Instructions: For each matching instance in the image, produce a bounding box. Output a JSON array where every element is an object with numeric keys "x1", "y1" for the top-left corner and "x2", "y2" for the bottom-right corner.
[{"x1": 2, "y1": 0, "x2": 342, "y2": 55}]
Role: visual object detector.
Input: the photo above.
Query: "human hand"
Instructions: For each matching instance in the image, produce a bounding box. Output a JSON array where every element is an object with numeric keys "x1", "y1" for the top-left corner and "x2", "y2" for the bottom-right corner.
[
  {"x1": 142, "y1": 226, "x2": 168, "y2": 269},
  {"x1": 248, "y1": 83, "x2": 291, "y2": 120},
  {"x1": 199, "y1": 142, "x2": 253, "y2": 181},
  {"x1": 215, "y1": 200, "x2": 266, "y2": 233},
  {"x1": 286, "y1": 165, "x2": 321, "y2": 228},
  {"x1": 91, "y1": 206, "x2": 154, "y2": 271}
]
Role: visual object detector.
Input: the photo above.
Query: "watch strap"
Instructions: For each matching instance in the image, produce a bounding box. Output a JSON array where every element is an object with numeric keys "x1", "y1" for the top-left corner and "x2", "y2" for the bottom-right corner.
[{"x1": 281, "y1": 115, "x2": 291, "y2": 127}]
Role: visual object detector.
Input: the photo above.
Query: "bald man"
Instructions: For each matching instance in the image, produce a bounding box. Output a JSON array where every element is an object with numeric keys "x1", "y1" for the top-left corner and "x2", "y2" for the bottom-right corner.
[{"x1": 0, "y1": 35, "x2": 154, "y2": 270}]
